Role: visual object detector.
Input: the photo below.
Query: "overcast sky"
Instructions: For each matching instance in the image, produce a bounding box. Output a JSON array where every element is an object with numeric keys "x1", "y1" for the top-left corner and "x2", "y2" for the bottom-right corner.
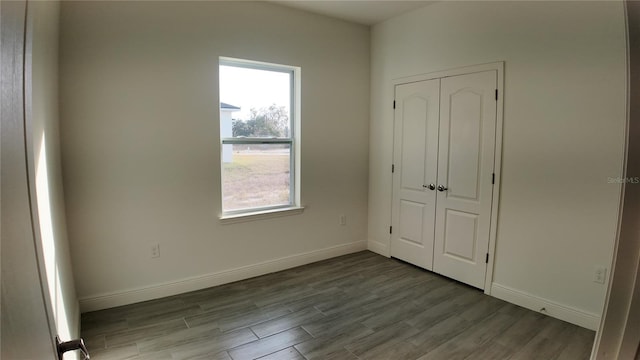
[{"x1": 219, "y1": 65, "x2": 291, "y2": 121}]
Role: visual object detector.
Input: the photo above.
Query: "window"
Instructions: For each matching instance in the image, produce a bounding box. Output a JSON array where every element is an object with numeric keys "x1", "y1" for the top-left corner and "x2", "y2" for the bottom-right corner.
[{"x1": 219, "y1": 58, "x2": 300, "y2": 218}]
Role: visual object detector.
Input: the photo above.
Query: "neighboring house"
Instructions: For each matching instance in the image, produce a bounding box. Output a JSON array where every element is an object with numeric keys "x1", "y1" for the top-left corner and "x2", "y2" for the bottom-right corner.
[{"x1": 220, "y1": 102, "x2": 240, "y2": 163}]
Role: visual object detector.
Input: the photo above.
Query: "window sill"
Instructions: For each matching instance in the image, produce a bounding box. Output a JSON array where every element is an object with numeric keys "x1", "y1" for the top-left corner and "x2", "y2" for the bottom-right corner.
[{"x1": 220, "y1": 206, "x2": 305, "y2": 225}]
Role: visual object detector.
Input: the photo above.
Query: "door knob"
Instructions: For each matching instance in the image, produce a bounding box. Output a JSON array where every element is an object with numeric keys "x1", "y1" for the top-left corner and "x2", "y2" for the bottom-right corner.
[
  {"x1": 437, "y1": 185, "x2": 448, "y2": 192},
  {"x1": 423, "y1": 183, "x2": 436, "y2": 190},
  {"x1": 57, "y1": 336, "x2": 90, "y2": 360}
]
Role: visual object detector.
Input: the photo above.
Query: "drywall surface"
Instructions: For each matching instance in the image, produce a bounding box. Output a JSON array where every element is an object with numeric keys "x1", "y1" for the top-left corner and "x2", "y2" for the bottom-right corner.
[
  {"x1": 59, "y1": 1, "x2": 369, "y2": 309},
  {"x1": 28, "y1": 0, "x2": 80, "y2": 341},
  {"x1": 369, "y1": 1, "x2": 626, "y2": 319}
]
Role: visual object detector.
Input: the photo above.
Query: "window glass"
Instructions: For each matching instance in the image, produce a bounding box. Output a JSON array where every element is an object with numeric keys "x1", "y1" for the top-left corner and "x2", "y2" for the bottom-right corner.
[{"x1": 219, "y1": 59, "x2": 297, "y2": 215}]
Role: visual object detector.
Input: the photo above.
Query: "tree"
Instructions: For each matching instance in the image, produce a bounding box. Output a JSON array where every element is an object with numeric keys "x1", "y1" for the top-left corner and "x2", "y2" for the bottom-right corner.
[
  {"x1": 232, "y1": 104, "x2": 289, "y2": 138},
  {"x1": 232, "y1": 118, "x2": 254, "y2": 137}
]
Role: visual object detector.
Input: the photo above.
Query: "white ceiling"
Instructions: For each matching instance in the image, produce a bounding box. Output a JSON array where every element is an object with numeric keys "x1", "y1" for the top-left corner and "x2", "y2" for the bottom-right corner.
[{"x1": 272, "y1": 1, "x2": 435, "y2": 26}]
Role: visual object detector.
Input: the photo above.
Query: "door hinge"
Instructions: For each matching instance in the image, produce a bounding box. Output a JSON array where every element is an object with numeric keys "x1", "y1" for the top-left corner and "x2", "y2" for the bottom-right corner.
[
  {"x1": 393, "y1": 100, "x2": 396, "y2": 109},
  {"x1": 392, "y1": 164, "x2": 395, "y2": 173},
  {"x1": 492, "y1": 173, "x2": 495, "y2": 184},
  {"x1": 495, "y1": 89, "x2": 498, "y2": 101},
  {"x1": 486, "y1": 253, "x2": 489, "y2": 263},
  {"x1": 390, "y1": 226, "x2": 393, "y2": 234}
]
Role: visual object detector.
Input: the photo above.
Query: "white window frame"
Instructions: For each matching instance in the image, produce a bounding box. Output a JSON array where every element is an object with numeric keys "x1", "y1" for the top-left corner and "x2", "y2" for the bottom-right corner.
[{"x1": 219, "y1": 57, "x2": 302, "y2": 222}]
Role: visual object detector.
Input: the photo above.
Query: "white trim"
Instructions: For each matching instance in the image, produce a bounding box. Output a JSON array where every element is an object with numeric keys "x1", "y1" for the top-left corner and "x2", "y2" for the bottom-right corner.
[
  {"x1": 392, "y1": 61, "x2": 505, "y2": 87},
  {"x1": 367, "y1": 240, "x2": 390, "y2": 257},
  {"x1": 491, "y1": 283, "x2": 601, "y2": 331},
  {"x1": 220, "y1": 206, "x2": 305, "y2": 224},
  {"x1": 219, "y1": 56, "x2": 298, "y2": 74},
  {"x1": 79, "y1": 241, "x2": 367, "y2": 312},
  {"x1": 221, "y1": 138, "x2": 293, "y2": 145},
  {"x1": 484, "y1": 62, "x2": 505, "y2": 294},
  {"x1": 218, "y1": 56, "x2": 302, "y2": 218}
]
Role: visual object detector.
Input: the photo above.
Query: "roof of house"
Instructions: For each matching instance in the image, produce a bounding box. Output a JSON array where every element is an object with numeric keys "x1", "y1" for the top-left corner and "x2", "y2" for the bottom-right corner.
[{"x1": 220, "y1": 102, "x2": 241, "y2": 110}]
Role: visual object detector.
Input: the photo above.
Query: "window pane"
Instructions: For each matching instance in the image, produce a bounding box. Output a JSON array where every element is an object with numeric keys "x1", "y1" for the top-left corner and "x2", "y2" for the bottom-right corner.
[
  {"x1": 220, "y1": 65, "x2": 291, "y2": 138},
  {"x1": 222, "y1": 144, "x2": 291, "y2": 212}
]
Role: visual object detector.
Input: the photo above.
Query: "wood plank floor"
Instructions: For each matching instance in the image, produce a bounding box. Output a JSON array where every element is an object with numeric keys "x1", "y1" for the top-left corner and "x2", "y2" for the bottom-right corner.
[{"x1": 81, "y1": 251, "x2": 595, "y2": 360}]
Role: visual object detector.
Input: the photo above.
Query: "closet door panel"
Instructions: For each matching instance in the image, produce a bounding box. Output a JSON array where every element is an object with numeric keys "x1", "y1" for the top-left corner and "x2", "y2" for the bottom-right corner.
[
  {"x1": 390, "y1": 79, "x2": 440, "y2": 270},
  {"x1": 434, "y1": 70, "x2": 497, "y2": 289},
  {"x1": 447, "y1": 91, "x2": 482, "y2": 201}
]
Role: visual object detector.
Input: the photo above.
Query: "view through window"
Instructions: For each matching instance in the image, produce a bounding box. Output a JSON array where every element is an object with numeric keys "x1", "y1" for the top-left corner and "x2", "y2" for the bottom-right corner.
[{"x1": 219, "y1": 59, "x2": 297, "y2": 214}]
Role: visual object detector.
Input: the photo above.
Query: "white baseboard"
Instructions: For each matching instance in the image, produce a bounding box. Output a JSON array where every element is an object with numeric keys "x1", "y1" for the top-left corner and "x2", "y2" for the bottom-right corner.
[
  {"x1": 79, "y1": 241, "x2": 367, "y2": 313},
  {"x1": 367, "y1": 240, "x2": 390, "y2": 257},
  {"x1": 490, "y1": 283, "x2": 601, "y2": 330}
]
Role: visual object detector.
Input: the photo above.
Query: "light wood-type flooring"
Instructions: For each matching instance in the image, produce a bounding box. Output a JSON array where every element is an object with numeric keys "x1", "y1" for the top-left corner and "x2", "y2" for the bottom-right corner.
[{"x1": 82, "y1": 251, "x2": 595, "y2": 360}]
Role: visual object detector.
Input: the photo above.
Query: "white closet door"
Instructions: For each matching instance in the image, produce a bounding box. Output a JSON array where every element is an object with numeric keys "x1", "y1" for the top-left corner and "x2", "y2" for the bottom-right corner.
[
  {"x1": 433, "y1": 70, "x2": 497, "y2": 289},
  {"x1": 391, "y1": 79, "x2": 440, "y2": 270}
]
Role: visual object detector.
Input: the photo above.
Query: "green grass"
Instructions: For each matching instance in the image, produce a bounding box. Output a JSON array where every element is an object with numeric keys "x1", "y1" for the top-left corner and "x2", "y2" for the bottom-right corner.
[{"x1": 222, "y1": 152, "x2": 290, "y2": 211}]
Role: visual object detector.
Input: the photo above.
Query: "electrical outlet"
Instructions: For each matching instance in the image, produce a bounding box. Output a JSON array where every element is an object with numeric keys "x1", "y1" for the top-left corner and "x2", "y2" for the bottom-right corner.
[
  {"x1": 150, "y1": 243, "x2": 160, "y2": 259},
  {"x1": 593, "y1": 266, "x2": 607, "y2": 284},
  {"x1": 339, "y1": 214, "x2": 347, "y2": 226}
]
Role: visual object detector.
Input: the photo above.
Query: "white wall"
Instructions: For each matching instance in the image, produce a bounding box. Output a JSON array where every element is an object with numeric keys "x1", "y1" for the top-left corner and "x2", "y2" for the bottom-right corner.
[
  {"x1": 28, "y1": 0, "x2": 80, "y2": 344},
  {"x1": 369, "y1": 1, "x2": 627, "y2": 328},
  {"x1": 59, "y1": 1, "x2": 370, "y2": 311}
]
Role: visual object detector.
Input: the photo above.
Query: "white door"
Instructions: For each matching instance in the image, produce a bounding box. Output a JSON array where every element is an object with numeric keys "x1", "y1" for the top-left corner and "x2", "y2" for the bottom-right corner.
[
  {"x1": 2, "y1": 2, "x2": 86, "y2": 359},
  {"x1": 1, "y1": 1, "x2": 58, "y2": 359},
  {"x1": 433, "y1": 70, "x2": 497, "y2": 289},
  {"x1": 390, "y1": 79, "x2": 440, "y2": 270}
]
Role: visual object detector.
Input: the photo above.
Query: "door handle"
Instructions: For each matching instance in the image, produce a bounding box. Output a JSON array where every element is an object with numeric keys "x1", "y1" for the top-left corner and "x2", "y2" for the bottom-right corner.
[
  {"x1": 57, "y1": 336, "x2": 90, "y2": 360},
  {"x1": 423, "y1": 184, "x2": 436, "y2": 190},
  {"x1": 437, "y1": 185, "x2": 448, "y2": 192}
]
